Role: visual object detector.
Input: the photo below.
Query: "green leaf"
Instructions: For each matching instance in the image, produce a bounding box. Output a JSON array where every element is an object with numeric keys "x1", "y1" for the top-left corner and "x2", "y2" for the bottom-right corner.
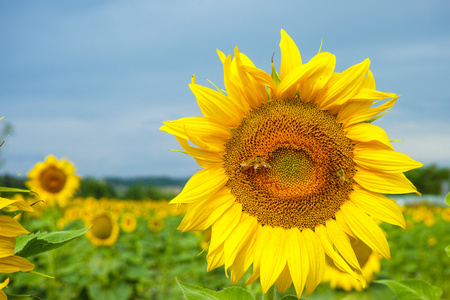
[
  {"x1": 445, "y1": 245, "x2": 450, "y2": 257},
  {"x1": 375, "y1": 279, "x2": 443, "y2": 300},
  {"x1": 14, "y1": 227, "x2": 90, "y2": 258},
  {"x1": 0, "y1": 187, "x2": 31, "y2": 193},
  {"x1": 445, "y1": 192, "x2": 450, "y2": 205},
  {"x1": 176, "y1": 278, "x2": 254, "y2": 300}
]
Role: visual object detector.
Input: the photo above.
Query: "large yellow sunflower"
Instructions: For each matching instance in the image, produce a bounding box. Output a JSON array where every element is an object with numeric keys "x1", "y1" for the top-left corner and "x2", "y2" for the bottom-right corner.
[
  {"x1": 161, "y1": 29, "x2": 422, "y2": 298},
  {"x1": 26, "y1": 155, "x2": 80, "y2": 207}
]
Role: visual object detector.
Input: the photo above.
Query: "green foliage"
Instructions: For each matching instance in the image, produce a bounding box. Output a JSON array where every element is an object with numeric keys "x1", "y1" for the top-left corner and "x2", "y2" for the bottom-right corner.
[
  {"x1": 405, "y1": 164, "x2": 450, "y2": 194},
  {"x1": 176, "y1": 279, "x2": 254, "y2": 300},
  {"x1": 78, "y1": 178, "x2": 117, "y2": 199},
  {"x1": 375, "y1": 279, "x2": 442, "y2": 300},
  {"x1": 15, "y1": 227, "x2": 90, "y2": 258}
]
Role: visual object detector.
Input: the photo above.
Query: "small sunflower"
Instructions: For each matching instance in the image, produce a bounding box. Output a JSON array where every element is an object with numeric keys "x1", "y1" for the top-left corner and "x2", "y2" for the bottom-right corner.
[
  {"x1": 85, "y1": 210, "x2": 119, "y2": 247},
  {"x1": 148, "y1": 217, "x2": 164, "y2": 233},
  {"x1": 322, "y1": 238, "x2": 382, "y2": 291},
  {"x1": 161, "y1": 29, "x2": 422, "y2": 297},
  {"x1": 120, "y1": 212, "x2": 137, "y2": 233},
  {"x1": 26, "y1": 155, "x2": 80, "y2": 207}
]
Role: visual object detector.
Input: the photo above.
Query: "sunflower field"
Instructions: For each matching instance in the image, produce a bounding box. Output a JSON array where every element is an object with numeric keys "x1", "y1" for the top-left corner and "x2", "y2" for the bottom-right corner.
[{"x1": 0, "y1": 192, "x2": 448, "y2": 300}]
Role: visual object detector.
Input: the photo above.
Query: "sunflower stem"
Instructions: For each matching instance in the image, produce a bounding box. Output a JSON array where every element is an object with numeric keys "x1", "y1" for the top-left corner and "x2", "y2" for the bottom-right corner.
[{"x1": 263, "y1": 284, "x2": 276, "y2": 300}]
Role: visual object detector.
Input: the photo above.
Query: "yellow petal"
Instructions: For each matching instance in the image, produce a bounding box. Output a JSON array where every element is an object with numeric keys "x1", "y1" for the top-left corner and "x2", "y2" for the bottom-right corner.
[
  {"x1": 276, "y1": 263, "x2": 293, "y2": 293},
  {"x1": 349, "y1": 88, "x2": 396, "y2": 102},
  {"x1": 224, "y1": 214, "x2": 258, "y2": 270},
  {"x1": 161, "y1": 116, "x2": 231, "y2": 150},
  {"x1": 229, "y1": 225, "x2": 258, "y2": 285},
  {"x1": 259, "y1": 226, "x2": 288, "y2": 294},
  {"x1": 189, "y1": 83, "x2": 243, "y2": 127},
  {"x1": 353, "y1": 145, "x2": 423, "y2": 173},
  {"x1": 354, "y1": 168, "x2": 420, "y2": 195},
  {"x1": 0, "y1": 236, "x2": 15, "y2": 258},
  {"x1": 206, "y1": 243, "x2": 225, "y2": 272},
  {"x1": 0, "y1": 198, "x2": 33, "y2": 212},
  {"x1": 208, "y1": 203, "x2": 243, "y2": 253},
  {"x1": 350, "y1": 186, "x2": 406, "y2": 228},
  {"x1": 170, "y1": 167, "x2": 228, "y2": 204},
  {"x1": 345, "y1": 123, "x2": 393, "y2": 150},
  {"x1": 337, "y1": 97, "x2": 398, "y2": 127},
  {"x1": 361, "y1": 70, "x2": 376, "y2": 89},
  {"x1": 341, "y1": 202, "x2": 391, "y2": 259},
  {"x1": 223, "y1": 54, "x2": 252, "y2": 114},
  {"x1": 279, "y1": 29, "x2": 302, "y2": 80},
  {"x1": 174, "y1": 137, "x2": 224, "y2": 168},
  {"x1": 286, "y1": 228, "x2": 309, "y2": 298},
  {"x1": 245, "y1": 223, "x2": 264, "y2": 285},
  {"x1": 278, "y1": 52, "x2": 336, "y2": 100},
  {"x1": 325, "y1": 220, "x2": 361, "y2": 271},
  {"x1": 315, "y1": 225, "x2": 359, "y2": 278},
  {"x1": 317, "y1": 58, "x2": 370, "y2": 111},
  {"x1": 244, "y1": 65, "x2": 277, "y2": 98},
  {"x1": 217, "y1": 49, "x2": 226, "y2": 64},
  {"x1": 177, "y1": 187, "x2": 235, "y2": 231},
  {"x1": 335, "y1": 210, "x2": 357, "y2": 239},
  {"x1": 298, "y1": 53, "x2": 335, "y2": 103},
  {"x1": 0, "y1": 255, "x2": 34, "y2": 273},
  {"x1": 0, "y1": 216, "x2": 29, "y2": 237},
  {"x1": 303, "y1": 228, "x2": 325, "y2": 297},
  {"x1": 0, "y1": 277, "x2": 9, "y2": 289}
]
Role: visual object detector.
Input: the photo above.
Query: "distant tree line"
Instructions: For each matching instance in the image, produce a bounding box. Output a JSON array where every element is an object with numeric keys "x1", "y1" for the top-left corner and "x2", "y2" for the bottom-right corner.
[{"x1": 0, "y1": 164, "x2": 448, "y2": 199}]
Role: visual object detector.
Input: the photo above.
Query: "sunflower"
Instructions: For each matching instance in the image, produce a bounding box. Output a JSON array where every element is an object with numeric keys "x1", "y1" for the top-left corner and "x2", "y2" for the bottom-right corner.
[
  {"x1": 26, "y1": 155, "x2": 80, "y2": 207},
  {"x1": 120, "y1": 212, "x2": 137, "y2": 233},
  {"x1": 147, "y1": 217, "x2": 164, "y2": 233},
  {"x1": 321, "y1": 237, "x2": 382, "y2": 291},
  {"x1": 161, "y1": 29, "x2": 422, "y2": 298},
  {"x1": 85, "y1": 210, "x2": 120, "y2": 247}
]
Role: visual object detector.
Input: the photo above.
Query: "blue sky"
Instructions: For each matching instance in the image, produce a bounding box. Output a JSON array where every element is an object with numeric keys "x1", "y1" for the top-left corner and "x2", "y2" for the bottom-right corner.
[{"x1": 1, "y1": 1, "x2": 449, "y2": 178}]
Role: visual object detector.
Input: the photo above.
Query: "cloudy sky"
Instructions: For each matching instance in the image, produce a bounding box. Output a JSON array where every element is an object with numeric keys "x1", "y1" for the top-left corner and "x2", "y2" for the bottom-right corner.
[{"x1": 1, "y1": 1, "x2": 449, "y2": 179}]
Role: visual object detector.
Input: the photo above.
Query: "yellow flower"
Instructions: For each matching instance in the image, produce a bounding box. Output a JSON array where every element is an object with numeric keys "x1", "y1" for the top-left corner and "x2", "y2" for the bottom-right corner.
[
  {"x1": 161, "y1": 29, "x2": 422, "y2": 298},
  {"x1": 148, "y1": 217, "x2": 164, "y2": 233},
  {"x1": 427, "y1": 236, "x2": 437, "y2": 246},
  {"x1": 85, "y1": 210, "x2": 119, "y2": 247},
  {"x1": 120, "y1": 212, "x2": 137, "y2": 233},
  {"x1": 322, "y1": 238, "x2": 381, "y2": 291},
  {"x1": 26, "y1": 155, "x2": 80, "y2": 207}
]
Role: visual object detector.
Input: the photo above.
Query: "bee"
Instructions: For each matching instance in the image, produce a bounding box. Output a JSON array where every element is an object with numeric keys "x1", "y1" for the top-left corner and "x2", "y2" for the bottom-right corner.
[
  {"x1": 337, "y1": 168, "x2": 346, "y2": 185},
  {"x1": 241, "y1": 155, "x2": 271, "y2": 174}
]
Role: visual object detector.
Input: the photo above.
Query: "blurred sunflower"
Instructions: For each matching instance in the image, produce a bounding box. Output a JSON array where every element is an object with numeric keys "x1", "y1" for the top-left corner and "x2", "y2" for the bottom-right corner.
[
  {"x1": 120, "y1": 212, "x2": 137, "y2": 233},
  {"x1": 26, "y1": 155, "x2": 80, "y2": 207},
  {"x1": 85, "y1": 211, "x2": 119, "y2": 247},
  {"x1": 322, "y1": 238, "x2": 381, "y2": 291},
  {"x1": 148, "y1": 217, "x2": 164, "y2": 233},
  {"x1": 161, "y1": 29, "x2": 422, "y2": 297}
]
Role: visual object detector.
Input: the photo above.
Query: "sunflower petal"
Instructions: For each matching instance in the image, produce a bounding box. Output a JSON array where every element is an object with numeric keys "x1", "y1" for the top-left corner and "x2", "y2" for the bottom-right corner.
[
  {"x1": 349, "y1": 88, "x2": 396, "y2": 102},
  {"x1": 287, "y1": 228, "x2": 309, "y2": 298},
  {"x1": 315, "y1": 225, "x2": 359, "y2": 278},
  {"x1": 0, "y1": 216, "x2": 29, "y2": 237},
  {"x1": 177, "y1": 187, "x2": 235, "y2": 231},
  {"x1": 174, "y1": 137, "x2": 224, "y2": 168},
  {"x1": 276, "y1": 263, "x2": 293, "y2": 293},
  {"x1": 317, "y1": 58, "x2": 370, "y2": 110},
  {"x1": 337, "y1": 97, "x2": 398, "y2": 127},
  {"x1": 209, "y1": 203, "x2": 243, "y2": 253},
  {"x1": 350, "y1": 186, "x2": 406, "y2": 228},
  {"x1": 206, "y1": 243, "x2": 225, "y2": 271},
  {"x1": 303, "y1": 228, "x2": 325, "y2": 297},
  {"x1": 280, "y1": 29, "x2": 302, "y2": 80},
  {"x1": 341, "y1": 202, "x2": 391, "y2": 259},
  {"x1": 345, "y1": 123, "x2": 393, "y2": 150},
  {"x1": 170, "y1": 167, "x2": 228, "y2": 204},
  {"x1": 0, "y1": 255, "x2": 34, "y2": 273},
  {"x1": 354, "y1": 168, "x2": 420, "y2": 195},
  {"x1": 189, "y1": 83, "x2": 243, "y2": 127},
  {"x1": 224, "y1": 214, "x2": 258, "y2": 270},
  {"x1": 354, "y1": 145, "x2": 423, "y2": 173},
  {"x1": 325, "y1": 219, "x2": 361, "y2": 271},
  {"x1": 229, "y1": 225, "x2": 258, "y2": 285}
]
